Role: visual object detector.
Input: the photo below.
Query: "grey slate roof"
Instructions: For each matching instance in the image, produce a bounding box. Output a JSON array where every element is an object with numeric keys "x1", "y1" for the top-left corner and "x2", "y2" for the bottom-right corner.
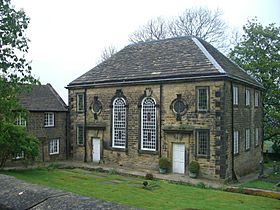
[
  {"x1": 18, "y1": 84, "x2": 68, "y2": 112},
  {"x1": 68, "y1": 36, "x2": 262, "y2": 88}
]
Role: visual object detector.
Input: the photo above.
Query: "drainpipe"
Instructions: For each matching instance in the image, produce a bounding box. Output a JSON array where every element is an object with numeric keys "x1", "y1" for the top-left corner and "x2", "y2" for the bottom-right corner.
[
  {"x1": 159, "y1": 83, "x2": 163, "y2": 157},
  {"x1": 84, "y1": 88, "x2": 87, "y2": 162},
  {"x1": 231, "y1": 81, "x2": 237, "y2": 181}
]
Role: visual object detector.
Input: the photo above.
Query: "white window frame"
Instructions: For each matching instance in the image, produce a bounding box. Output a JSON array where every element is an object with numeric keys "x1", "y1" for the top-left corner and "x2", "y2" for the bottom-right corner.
[
  {"x1": 77, "y1": 126, "x2": 84, "y2": 145},
  {"x1": 141, "y1": 97, "x2": 157, "y2": 151},
  {"x1": 15, "y1": 115, "x2": 26, "y2": 127},
  {"x1": 112, "y1": 97, "x2": 126, "y2": 148},
  {"x1": 245, "y1": 89, "x2": 250, "y2": 106},
  {"x1": 14, "y1": 151, "x2": 24, "y2": 160},
  {"x1": 245, "y1": 129, "x2": 250, "y2": 150},
  {"x1": 234, "y1": 131, "x2": 239, "y2": 155},
  {"x1": 197, "y1": 87, "x2": 209, "y2": 111},
  {"x1": 77, "y1": 93, "x2": 84, "y2": 112},
  {"x1": 255, "y1": 128, "x2": 260, "y2": 146},
  {"x1": 49, "y1": 139, "x2": 59, "y2": 155},
  {"x1": 255, "y1": 91, "x2": 259, "y2": 107},
  {"x1": 233, "y1": 86, "x2": 239, "y2": 105},
  {"x1": 44, "y1": 112, "x2": 54, "y2": 127}
]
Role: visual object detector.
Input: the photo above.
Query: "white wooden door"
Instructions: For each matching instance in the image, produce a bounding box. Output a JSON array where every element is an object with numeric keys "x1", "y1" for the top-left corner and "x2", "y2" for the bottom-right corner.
[
  {"x1": 92, "y1": 138, "x2": 100, "y2": 162},
  {"x1": 172, "y1": 143, "x2": 185, "y2": 174}
]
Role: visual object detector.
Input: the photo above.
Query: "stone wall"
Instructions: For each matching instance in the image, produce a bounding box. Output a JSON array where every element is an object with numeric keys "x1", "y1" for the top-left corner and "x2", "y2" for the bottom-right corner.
[
  {"x1": 223, "y1": 81, "x2": 263, "y2": 179},
  {"x1": 27, "y1": 111, "x2": 67, "y2": 162},
  {"x1": 68, "y1": 79, "x2": 262, "y2": 179}
]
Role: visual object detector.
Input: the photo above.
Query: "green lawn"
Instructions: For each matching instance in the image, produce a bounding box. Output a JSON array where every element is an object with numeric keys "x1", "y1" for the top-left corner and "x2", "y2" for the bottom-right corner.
[{"x1": 1, "y1": 168, "x2": 279, "y2": 210}]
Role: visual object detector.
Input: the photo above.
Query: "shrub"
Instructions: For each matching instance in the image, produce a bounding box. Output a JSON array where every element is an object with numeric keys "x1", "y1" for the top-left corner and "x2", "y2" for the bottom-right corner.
[
  {"x1": 159, "y1": 157, "x2": 171, "y2": 169},
  {"x1": 145, "y1": 173, "x2": 154, "y2": 180},
  {"x1": 189, "y1": 161, "x2": 200, "y2": 173}
]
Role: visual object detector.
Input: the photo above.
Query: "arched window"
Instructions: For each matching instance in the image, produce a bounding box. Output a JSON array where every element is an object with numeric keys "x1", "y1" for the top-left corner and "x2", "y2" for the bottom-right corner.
[
  {"x1": 112, "y1": 98, "x2": 126, "y2": 148},
  {"x1": 141, "y1": 97, "x2": 156, "y2": 151}
]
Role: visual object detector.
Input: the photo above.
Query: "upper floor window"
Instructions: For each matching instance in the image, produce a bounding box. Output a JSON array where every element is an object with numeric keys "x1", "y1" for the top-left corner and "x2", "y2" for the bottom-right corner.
[
  {"x1": 255, "y1": 91, "x2": 260, "y2": 107},
  {"x1": 77, "y1": 93, "x2": 84, "y2": 112},
  {"x1": 15, "y1": 115, "x2": 26, "y2": 127},
  {"x1": 197, "y1": 87, "x2": 209, "y2": 111},
  {"x1": 234, "y1": 130, "x2": 239, "y2": 155},
  {"x1": 141, "y1": 97, "x2": 156, "y2": 151},
  {"x1": 49, "y1": 139, "x2": 59, "y2": 155},
  {"x1": 77, "y1": 126, "x2": 84, "y2": 145},
  {"x1": 233, "y1": 86, "x2": 239, "y2": 105},
  {"x1": 44, "y1": 112, "x2": 54, "y2": 127},
  {"x1": 112, "y1": 97, "x2": 127, "y2": 148},
  {"x1": 245, "y1": 129, "x2": 250, "y2": 151},
  {"x1": 196, "y1": 129, "x2": 210, "y2": 157},
  {"x1": 245, "y1": 89, "x2": 250, "y2": 106}
]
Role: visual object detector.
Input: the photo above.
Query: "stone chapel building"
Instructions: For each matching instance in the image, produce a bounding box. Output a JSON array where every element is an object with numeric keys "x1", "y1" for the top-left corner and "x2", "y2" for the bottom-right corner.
[{"x1": 67, "y1": 36, "x2": 263, "y2": 180}]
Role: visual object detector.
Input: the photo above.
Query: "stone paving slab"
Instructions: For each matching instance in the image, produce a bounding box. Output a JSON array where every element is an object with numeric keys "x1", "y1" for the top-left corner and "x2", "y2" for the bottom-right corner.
[{"x1": 0, "y1": 174, "x2": 140, "y2": 210}]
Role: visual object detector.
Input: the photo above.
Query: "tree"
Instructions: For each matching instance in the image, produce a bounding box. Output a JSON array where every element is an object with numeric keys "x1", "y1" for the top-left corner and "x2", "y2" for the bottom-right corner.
[
  {"x1": 129, "y1": 17, "x2": 168, "y2": 43},
  {"x1": 97, "y1": 45, "x2": 118, "y2": 64},
  {"x1": 229, "y1": 19, "x2": 280, "y2": 153},
  {"x1": 0, "y1": 0, "x2": 39, "y2": 166},
  {"x1": 129, "y1": 7, "x2": 229, "y2": 50}
]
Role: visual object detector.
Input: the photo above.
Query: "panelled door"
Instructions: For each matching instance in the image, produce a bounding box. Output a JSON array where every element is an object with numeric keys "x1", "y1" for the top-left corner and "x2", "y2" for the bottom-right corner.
[
  {"x1": 92, "y1": 138, "x2": 101, "y2": 162},
  {"x1": 172, "y1": 143, "x2": 185, "y2": 174}
]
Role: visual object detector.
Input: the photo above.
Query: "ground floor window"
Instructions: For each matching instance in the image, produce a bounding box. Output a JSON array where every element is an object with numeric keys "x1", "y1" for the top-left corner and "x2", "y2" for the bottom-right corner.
[
  {"x1": 196, "y1": 129, "x2": 210, "y2": 157},
  {"x1": 234, "y1": 131, "x2": 239, "y2": 155},
  {"x1": 49, "y1": 139, "x2": 59, "y2": 155},
  {"x1": 245, "y1": 129, "x2": 250, "y2": 150},
  {"x1": 13, "y1": 151, "x2": 24, "y2": 160}
]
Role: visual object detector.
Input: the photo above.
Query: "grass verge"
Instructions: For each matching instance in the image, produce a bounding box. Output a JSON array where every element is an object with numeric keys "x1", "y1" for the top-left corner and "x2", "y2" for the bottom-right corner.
[{"x1": 1, "y1": 168, "x2": 280, "y2": 210}]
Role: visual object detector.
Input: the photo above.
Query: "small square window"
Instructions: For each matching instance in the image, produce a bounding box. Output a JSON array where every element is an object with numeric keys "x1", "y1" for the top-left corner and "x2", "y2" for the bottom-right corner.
[
  {"x1": 197, "y1": 87, "x2": 209, "y2": 111},
  {"x1": 49, "y1": 139, "x2": 59, "y2": 155},
  {"x1": 15, "y1": 115, "x2": 26, "y2": 127},
  {"x1": 13, "y1": 151, "x2": 24, "y2": 160},
  {"x1": 44, "y1": 112, "x2": 54, "y2": 127}
]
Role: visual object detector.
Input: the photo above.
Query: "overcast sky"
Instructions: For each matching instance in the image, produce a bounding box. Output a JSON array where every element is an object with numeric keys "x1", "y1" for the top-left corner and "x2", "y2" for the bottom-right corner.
[{"x1": 12, "y1": 0, "x2": 280, "y2": 103}]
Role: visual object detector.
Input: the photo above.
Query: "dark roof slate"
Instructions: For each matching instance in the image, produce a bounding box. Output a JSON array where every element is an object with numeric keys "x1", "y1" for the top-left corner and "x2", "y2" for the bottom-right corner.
[
  {"x1": 68, "y1": 36, "x2": 262, "y2": 88},
  {"x1": 18, "y1": 84, "x2": 68, "y2": 112}
]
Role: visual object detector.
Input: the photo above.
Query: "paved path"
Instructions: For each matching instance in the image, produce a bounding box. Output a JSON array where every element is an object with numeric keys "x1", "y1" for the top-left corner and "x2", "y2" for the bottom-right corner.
[{"x1": 0, "y1": 174, "x2": 140, "y2": 210}]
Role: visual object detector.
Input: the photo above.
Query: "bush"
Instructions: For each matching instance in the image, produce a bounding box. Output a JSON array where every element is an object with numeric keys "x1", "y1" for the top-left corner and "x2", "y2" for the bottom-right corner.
[
  {"x1": 159, "y1": 157, "x2": 171, "y2": 169},
  {"x1": 145, "y1": 173, "x2": 154, "y2": 180},
  {"x1": 189, "y1": 161, "x2": 200, "y2": 173}
]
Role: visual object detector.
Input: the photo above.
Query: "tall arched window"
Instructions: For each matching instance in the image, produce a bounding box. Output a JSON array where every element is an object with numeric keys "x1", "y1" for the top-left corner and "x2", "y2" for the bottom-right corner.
[
  {"x1": 112, "y1": 98, "x2": 126, "y2": 148},
  {"x1": 141, "y1": 97, "x2": 156, "y2": 151}
]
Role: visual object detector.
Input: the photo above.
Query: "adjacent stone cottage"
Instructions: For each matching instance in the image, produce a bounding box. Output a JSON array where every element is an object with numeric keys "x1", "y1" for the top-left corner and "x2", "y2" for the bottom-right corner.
[
  {"x1": 17, "y1": 84, "x2": 68, "y2": 162},
  {"x1": 67, "y1": 36, "x2": 263, "y2": 180}
]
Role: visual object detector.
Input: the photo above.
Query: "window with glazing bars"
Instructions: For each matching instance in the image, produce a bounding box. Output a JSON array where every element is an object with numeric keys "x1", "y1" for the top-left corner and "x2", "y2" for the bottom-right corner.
[
  {"x1": 234, "y1": 131, "x2": 239, "y2": 154},
  {"x1": 112, "y1": 98, "x2": 126, "y2": 148},
  {"x1": 77, "y1": 93, "x2": 84, "y2": 112},
  {"x1": 77, "y1": 126, "x2": 84, "y2": 145},
  {"x1": 141, "y1": 97, "x2": 156, "y2": 151},
  {"x1": 196, "y1": 130, "x2": 209, "y2": 156},
  {"x1": 197, "y1": 87, "x2": 209, "y2": 111},
  {"x1": 255, "y1": 128, "x2": 260, "y2": 146},
  {"x1": 44, "y1": 112, "x2": 54, "y2": 127},
  {"x1": 245, "y1": 129, "x2": 250, "y2": 150}
]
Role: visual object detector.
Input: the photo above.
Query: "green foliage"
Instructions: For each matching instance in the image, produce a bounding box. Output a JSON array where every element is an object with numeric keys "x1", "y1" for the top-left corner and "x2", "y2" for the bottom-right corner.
[
  {"x1": 159, "y1": 157, "x2": 171, "y2": 169},
  {"x1": 0, "y1": 0, "x2": 40, "y2": 167},
  {"x1": 229, "y1": 18, "x2": 280, "y2": 150},
  {"x1": 189, "y1": 161, "x2": 200, "y2": 173},
  {"x1": 0, "y1": 121, "x2": 39, "y2": 167}
]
